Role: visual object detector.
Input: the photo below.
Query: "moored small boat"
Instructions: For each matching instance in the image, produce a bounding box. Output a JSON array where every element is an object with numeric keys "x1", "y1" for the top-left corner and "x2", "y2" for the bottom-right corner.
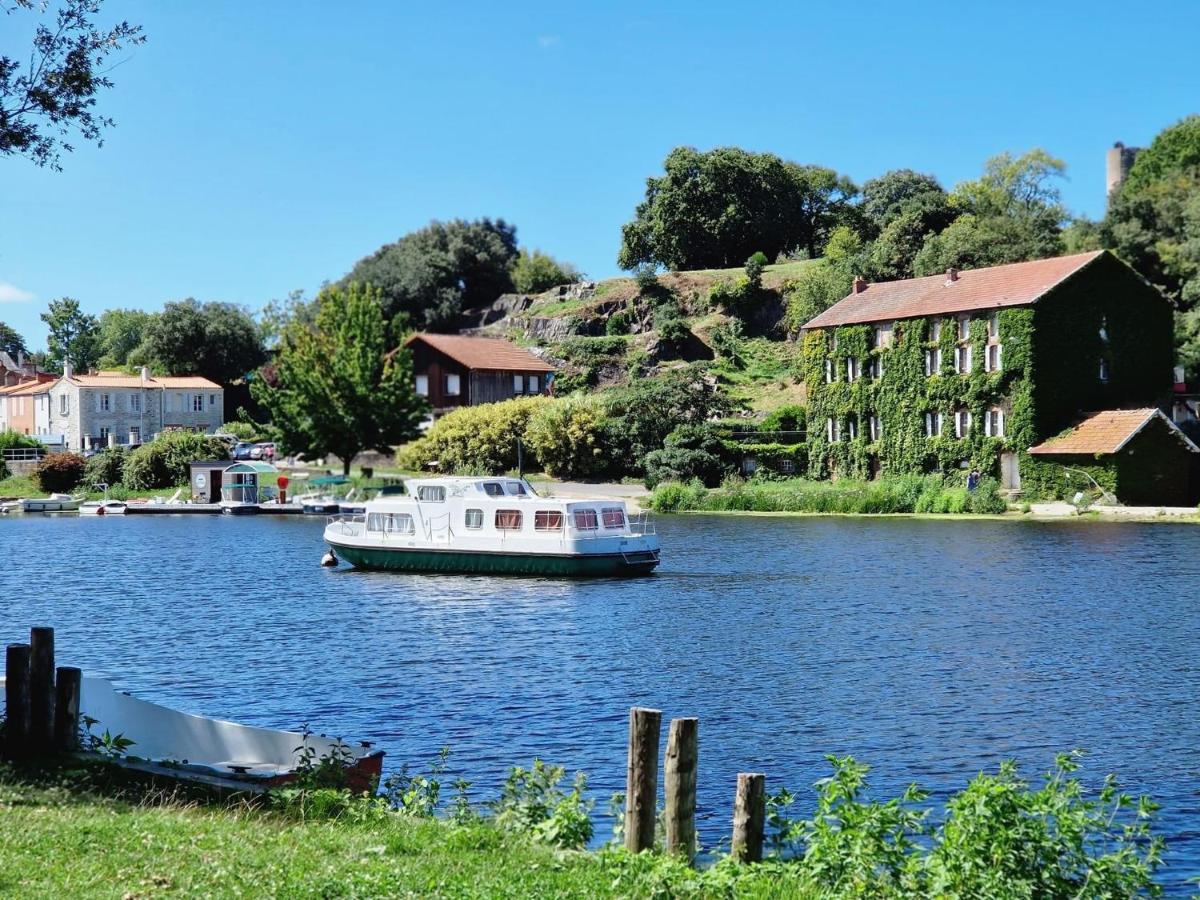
[
  {"x1": 0, "y1": 673, "x2": 383, "y2": 791},
  {"x1": 21, "y1": 492, "x2": 84, "y2": 512},
  {"x1": 79, "y1": 500, "x2": 129, "y2": 516},
  {"x1": 323, "y1": 476, "x2": 660, "y2": 577}
]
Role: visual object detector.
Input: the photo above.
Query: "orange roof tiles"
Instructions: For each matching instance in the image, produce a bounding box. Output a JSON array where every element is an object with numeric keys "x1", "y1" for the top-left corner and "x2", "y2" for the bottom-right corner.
[
  {"x1": 405, "y1": 333, "x2": 555, "y2": 373},
  {"x1": 1028, "y1": 408, "x2": 1200, "y2": 455},
  {"x1": 65, "y1": 374, "x2": 222, "y2": 389},
  {"x1": 802, "y1": 251, "x2": 1107, "y2": 329}
]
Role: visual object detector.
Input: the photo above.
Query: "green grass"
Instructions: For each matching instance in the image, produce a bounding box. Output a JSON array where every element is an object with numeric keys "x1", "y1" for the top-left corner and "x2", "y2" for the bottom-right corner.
[
  {"x1": 0, "y1": 767, "x2": 808, "y2": 899},
  {"x1": 0, "y1": 473, "x2": 37, "y2": 498}
]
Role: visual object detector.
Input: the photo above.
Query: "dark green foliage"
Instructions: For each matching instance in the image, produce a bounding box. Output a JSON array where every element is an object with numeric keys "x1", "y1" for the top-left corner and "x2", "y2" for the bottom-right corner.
[
  {"x1": 41, "y1": 298, "x2": 100, "y2": 372},
  {"x1": 745, "y1": 252, "x2": 768, "y2": 287},
  {"x1": 96, "y1": 309, "x2": 152, "y2": 368},
  {"x1": 138, "y1": 299, "x2": 265, "y2": 385},
  {"x1": 0, "y1": 322, "x2": 27, "y2": 358},
  {"x1": 510, "y1": 249, "x2": 581, "y2": 294},
  {"x1": 860, "y1": 169, "x2": 948, "y2": 232},
  {"x1": 82, "y1": 446, "x2": 127, "y2": 489},
  {"x1": 708, "y1": 320, "x2": 744, "y2": 368},
  {"x1": 603, "y1": 366, "x2": 731, "y2": 467},
  {"x1": 0, "y1": 0, "x2": 145, "y2": 170},
  {"x1": 653, "y1": 307, "x2": 690, "y2": 348},
  {"x1": 344, "y1": 219, "x2": 519, "y2": 330},
  {"x1": 632, "y1": 265, "x2": 661, "y2": 296},
  {"x1": 1120, "y1": 116, "x2": 1200, "y2": 196},
  {"x1": 783, "y1": 262, "x2": 851, "y2": 331},
  {"x1": 642, "y1": 424, "x2": 730, "y2": 487},
  {"x1": 33, "y1": 452, "x2": 86, "y2": 493},
  {"x1": 253, "y1": 283, "x2": 426, "y2": 475},
  {"x1": 604, "y1": 310, "x2": 633, "y2": 336},
  {"x1": 121, "y1": 432, "x2": 228, "y2": 490},
  {"x1": 618, "y1": 146, "x2": 857, "y2": 269}
]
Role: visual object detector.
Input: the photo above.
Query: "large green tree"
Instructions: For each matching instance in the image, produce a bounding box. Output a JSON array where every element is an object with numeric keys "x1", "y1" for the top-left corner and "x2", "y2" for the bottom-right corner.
[
  {"x1": 859, "y1": 169, "x2": 948, "y2": 232},
  {"x1": 252, "y1": 282, "x2": 426, "y2": 475},
  {"x1": 0, "y1": 321, "x2": 27, "y2": 358},
  {"x1": 41, "y1": 297, "x2": 99, "y2": 372},
  {"x1": 1, "y1": 0, "x2": 144, "y2": 169},
  {"x1": 96, "y1": 307, "x2": 152, "y2": 367},
  {"x1": 137, "y1": 299, "x2": 266, "y2": 384},
  {"x1": 343, "y1": 218, "x2": 519, "y2": 330},
  {"x1": 617, "y1": 146, "x2": 858, "y2": 270}
]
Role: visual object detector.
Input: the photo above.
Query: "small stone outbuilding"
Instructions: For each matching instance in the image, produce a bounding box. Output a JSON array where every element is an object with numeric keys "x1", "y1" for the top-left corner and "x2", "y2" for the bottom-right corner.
[{"x1": 1027, "y1": 408, "x2": 1200, "y2": 506}]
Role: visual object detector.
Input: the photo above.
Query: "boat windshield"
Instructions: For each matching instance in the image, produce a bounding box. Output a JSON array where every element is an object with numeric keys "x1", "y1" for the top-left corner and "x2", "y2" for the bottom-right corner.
[{"x1": 504, "y1": 481, "x2": 528, "y2": 496}]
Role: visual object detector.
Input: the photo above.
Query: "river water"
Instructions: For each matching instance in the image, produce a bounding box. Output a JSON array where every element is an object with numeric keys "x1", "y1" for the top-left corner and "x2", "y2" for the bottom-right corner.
[{"x1": 1, "y1": 512, "x2": 1197, "y2": 889}]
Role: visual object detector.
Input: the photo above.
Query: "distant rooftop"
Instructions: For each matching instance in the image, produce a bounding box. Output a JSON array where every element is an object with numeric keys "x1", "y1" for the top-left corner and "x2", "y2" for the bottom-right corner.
[{"x1": 1028, "y1": 408, "x2": 1200, "y2": 456}]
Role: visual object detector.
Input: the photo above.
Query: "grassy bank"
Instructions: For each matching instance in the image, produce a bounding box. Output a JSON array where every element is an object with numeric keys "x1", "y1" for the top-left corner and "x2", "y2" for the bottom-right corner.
[
  {"x1": 648, "y1": 474, "x2": 1008, "y2": 515},
  {"x1": 0, "y1": 750, "x2": 1165, "y2": 898}
]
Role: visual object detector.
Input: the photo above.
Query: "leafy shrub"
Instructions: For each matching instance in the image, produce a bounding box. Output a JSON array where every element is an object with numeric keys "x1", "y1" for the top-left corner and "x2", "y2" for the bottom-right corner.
[
  {"x1": 644, "y1": 478, "x2": 709, "y2": 512},
  {"x1": 396, "y1": 396, "x2": 549, "y2": 474},
  {"x1": 33, "y1": 452, "x2": 86, "y2": 493},
  {"x1": 489, "y1": 760, "x2": 594, "y2": 850},
  {"x1": 0, "y1": 430, "x2": 41, "y2": 479},
  {"x1": 758, "y1": 405, "x2": 806, "y2": 439},
  {"x1": 557, "y1": 336, "x2": 629, "y2": 364},
  {"x1": 605, "y1": 309, "x2": 633, "y2": 336},
  {"x1": 382, "y1": 747, "x2": 450, "y2": 818},
  {"x1": 708, "y1": 320, "x2": 745, "y2": 368},
  {"x1": 219, "y1": 421, "x2": 260, "y2": 441},
  {"x1": 122, "y1": 431, "x2": 229, "y2": 490},
  {"x1": 602, "y1": 366, "x2": 731, "y2": 468},
  {"x1": 642, "y1": 424, "x2": 730, "y2": 488},
  {"x1": 654, "y1": 311, "x2": 691, "y2": 348},
  {"x1": 523, "y1": 396, "x2": 609, "y2": 479},
  {"x1": 633, "y1": 265, "x2": 660, "y2": 296},
  {"x1": 510, "y1": 248, "x2": 581, "y2": 294},
  {"x1": 745, "y1": 251, "x2": 768, "y2": 289},
  {"x1": 82, "y1": 447, "x2": 127, "y2": 489}
]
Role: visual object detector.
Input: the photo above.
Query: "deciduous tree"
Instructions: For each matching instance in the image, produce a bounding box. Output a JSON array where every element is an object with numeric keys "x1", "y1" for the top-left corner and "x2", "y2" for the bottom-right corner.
[
  {"x1": 252, "y1": 282, "x2": 426, "y2": 475},
  {"x1": 41, "y1": 296, "x2": 98, "y2": 371},
  {"x1": 96, "y1": 307, "x2": 151, "y2": 367},
  {"x1": 344, "y1": 219, "x2": 519, "y2": 330},
  {"x1": 618, "y1": 146, "x2": 858, "y2": 270},
  {"x1": 510, "y1": 248, "x2": 581, "y2": 294},
  {"x1": 1, "y1": 0, "x2": 145, "y2": 169},
  {"x1": 138, "y1": 299, "x2": 265, "y2": 384},
  {"x1": 0, "y1": 320, "x2": 27, "y2": 358}
]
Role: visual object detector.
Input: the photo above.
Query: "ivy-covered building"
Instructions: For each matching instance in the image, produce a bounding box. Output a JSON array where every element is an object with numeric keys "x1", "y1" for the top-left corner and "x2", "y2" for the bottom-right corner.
[{"x1": 799, "y1": 250, "x2": 1176, "y2": 496}]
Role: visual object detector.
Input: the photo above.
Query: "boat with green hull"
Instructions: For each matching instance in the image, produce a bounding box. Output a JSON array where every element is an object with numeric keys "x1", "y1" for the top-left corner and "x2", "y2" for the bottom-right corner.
[{"x1": 323, "y1": 477, "x2": 660, "y2": 577}]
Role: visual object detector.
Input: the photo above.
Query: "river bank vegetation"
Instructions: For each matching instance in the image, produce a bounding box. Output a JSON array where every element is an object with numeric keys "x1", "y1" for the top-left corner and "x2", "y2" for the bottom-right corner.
[
  {"x1": 648, "y1": 474, "x2": 1009, "y2": 516},
  {"x1": 0, "y1": 748, "x2": 1164, "y2": 898}
]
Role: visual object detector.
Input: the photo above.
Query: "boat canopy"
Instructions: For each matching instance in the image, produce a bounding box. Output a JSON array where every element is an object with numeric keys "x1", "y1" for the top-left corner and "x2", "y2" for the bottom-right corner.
[
  {"x1": 221, "y1": 461, "x2": 279, "y2": 504},
  {"x1": 223, "y1": 461, "x2": 279, "y2": 476}
]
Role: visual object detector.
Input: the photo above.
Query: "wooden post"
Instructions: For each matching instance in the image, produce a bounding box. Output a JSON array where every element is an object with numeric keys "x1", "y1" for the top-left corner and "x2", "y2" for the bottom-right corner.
[
  {"x1": 732, "y1": 772, "x2": 766, "y2": 863},
  {"x1": 624, "y1": 706, "x2": 662, "y2": 853},
  {"x1": 664, "y1": 717, "x2": 698, "y2": 861},
  {"x1": 29, "y1": 627, "x2": 55, "y2": 753},
  {"x1": 4, "y1": 644, "x2": 31, "y2": 758},
  {"x1": 54, "y1": 667, "x2": 81, "y2": 753}
]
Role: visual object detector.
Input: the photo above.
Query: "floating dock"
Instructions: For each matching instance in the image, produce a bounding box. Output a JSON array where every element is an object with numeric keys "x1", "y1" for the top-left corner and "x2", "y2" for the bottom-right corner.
[{"x1": 125, "y1": 503, "x2": 307, "y2": 516}]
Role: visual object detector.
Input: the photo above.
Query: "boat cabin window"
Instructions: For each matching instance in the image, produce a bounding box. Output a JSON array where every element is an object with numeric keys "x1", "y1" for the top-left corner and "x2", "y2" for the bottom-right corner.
[
  {"x1": 534, "y1": 510, "x2": 563, "y2": 531},
  {"x1": 572, "y1": 509, "x2": 599, "y2": 531},
  {"x1": 504, "y1": 481, "x2": 527, "y2": 496},
  {"x1": 417, "y1": 485, "x2": 446, "y2": 502},
  {"x1": 367, "y1": 512, "x2": 416, "y2": 535},
  {"x1": 464, "y1": 508, "x2": 483, "y2": 529},
  {"x1": 483, "y1": 482, "x2": 505, "y2": 497},
  {"x1": 495, "y1": 509, "x2": 522, "y2": 530},
  {"x1": 602, "y1": 507, "x2": 626, "y2": 529}
]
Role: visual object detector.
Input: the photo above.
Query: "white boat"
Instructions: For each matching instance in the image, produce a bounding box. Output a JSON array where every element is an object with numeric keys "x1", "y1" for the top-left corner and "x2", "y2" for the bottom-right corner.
[
  {"x1": 79, "y1": 500, "x2": 129, "y2": 516},
  {"x1": 0, "y1": 674, "x2": 383, "y2": 791},
  {"x1": 337, "y1": 487, "x2": 367, "y2": 516},
  {"x1": 323, "y1": 476, "x2": 660, "y2": 576},
  {"x1": 21, "y1": 492, "x2": 84, "y2": 512}
]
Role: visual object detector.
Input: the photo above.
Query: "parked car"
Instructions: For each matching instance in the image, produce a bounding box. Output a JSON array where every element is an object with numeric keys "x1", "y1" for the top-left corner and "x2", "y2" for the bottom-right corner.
[
  {"x1": 233, "y1": 441, "x2": 256, "y2": 460},
  {"x1": 258, "y1": 442, "x2": 277, "y2": 462}
]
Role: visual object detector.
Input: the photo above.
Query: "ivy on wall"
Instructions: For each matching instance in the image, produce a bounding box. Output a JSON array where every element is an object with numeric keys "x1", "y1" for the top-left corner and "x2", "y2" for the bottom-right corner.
[{"x1": 800, "y1": 253, "x2": 1175, "y2": 497}]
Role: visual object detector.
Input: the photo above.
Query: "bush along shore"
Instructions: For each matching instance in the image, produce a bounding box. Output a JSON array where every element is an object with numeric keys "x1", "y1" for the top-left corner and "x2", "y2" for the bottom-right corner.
[
  {"x1": 0, "y1": 744, "x2": 1165, "y2": 897},
  {"x1": 648, "y1": 474, "x2": 1009, "y2": 515}
]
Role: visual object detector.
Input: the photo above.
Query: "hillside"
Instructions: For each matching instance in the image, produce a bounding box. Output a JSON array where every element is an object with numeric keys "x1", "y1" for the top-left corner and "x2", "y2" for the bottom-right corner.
[{"x1": 461, "y1": 260, "x2": 817, "y2": 414}]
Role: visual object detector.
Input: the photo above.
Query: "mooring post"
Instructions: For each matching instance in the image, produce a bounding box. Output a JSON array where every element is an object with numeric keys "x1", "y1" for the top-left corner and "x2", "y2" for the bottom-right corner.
[
  {"x1": 664, "y1": 717, "x2": 699, "y2": 861},
  {"x1": 54, "y1": 667, "x2": 82, "y2": 753},
  {"x1": 624, "y1": 706, "x2": 662, "y2": 853},
  {"x1": 29, "y1": 627, "x2": 55, "y2": 753},
  {"x1": 4, "y1": 644, "x2": 31, "y2": 758},
  {"x1": 732, "y1": 772, "x2": 766, "y2": 863}
]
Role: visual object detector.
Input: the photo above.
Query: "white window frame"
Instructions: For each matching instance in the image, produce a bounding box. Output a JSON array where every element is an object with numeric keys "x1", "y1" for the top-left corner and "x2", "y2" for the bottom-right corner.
[
  {"x1": 527, "y1": 375, "x2": 539, "y2": 394},
  {"x1": 129, "y1": 426, "x2": 141, "y2": 444},
  {"x1": 955, "y1": 409, "x2": 971, "y2": 439},
  {"x1": 847, "y1": 416, "x2": 858, "y2": 440},
  {"x1": 824, "y1": 358, "x2": 834, "y2": 384},
  {"x1": 130, "y1": 393, "x2": 141, "y2": 413},
  {"x1": 601, "y1": 507, "x2": 626, "y2": 530},
  {"x1": 572, "y1": 508, "x2": 599, "y2": 531},
  {"x1": 985, "y1": 408, "x2": 1005, "y2": 438},
  {"x1": 99, "y1": 426, "x2": 110, "y2": 441},
  {"x1": 931, "y1": 320, "x2": 942, "y2": 342},
  {"x1": 59, "y1": 394, "x2": 68, "y2": 415},
  {"x1": 957, "y1": 316, "x2": 970, "y2": 341},
  {"x1": 415, "y1": 374, "x2": 429, "y2": 396},
  {"x1": 209, "y1": 394, "x2": 218, "y2": 407},
  {"x1": 534, "y1": 510, "x2": 564, "y2": 531},
  {"x1": 513, "y1": 373, "x2": 524, "y2": 394},
  {"x1": 925, "y1": 411, "x2": 942, "y2": 438},
  {"x1": 826, "y1": 417, "x2": 841, "y2": 443},
  {"x1": 988, "y1": 313, "x2": 999, "y2": 340},
  {"x1": 192, "y1": 394, "x2": 204, "y2": 412},
  {"x1": 445, "y1": 373, "x2": 461, "y2": 396},
  {"x1": 985, "y1": 343, "x2": 1002, "y2": 372},
  {"x1": 417, "y1": 485, "x2": 446, "y2": 502},
  {"x1": 955, "y1": 345, "x2": 972, "y2": 374},
  {"x1": 464, "y1": 508, "x2": 484, "y2": 529},
  {"x1": 99, "y1": 393, "x2": 111, "y2": 412},
  {"x1": 846, "y1": 357, "x2": 859, "y2": 382},
  {"x1": 869, "y1": 415, "x2": 880, "y2": 442}
]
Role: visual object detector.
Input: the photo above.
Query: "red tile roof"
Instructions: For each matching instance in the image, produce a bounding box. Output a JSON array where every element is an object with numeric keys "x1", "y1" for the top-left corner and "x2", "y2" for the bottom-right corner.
[
  {"x1": 405, "y1": 333, "x2": 555, "y2": 373},
  {"x1": 63, "y1": 374, "x2": 221, "y2": 389},
  {"x1": 1028, "y1": 408, "x2": 1200, "y2": 455},
  {"x1": 802, "y1": 251, "x2": 1107, "y2": 329}
]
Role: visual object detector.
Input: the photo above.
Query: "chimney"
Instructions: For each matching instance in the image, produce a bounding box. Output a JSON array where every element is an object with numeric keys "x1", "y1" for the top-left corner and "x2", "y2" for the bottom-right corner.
[
  {"x1": 63, "y1": 360, "x2": 73, "y2": 379},
  {"x1": 852, "y1": 276, "x2": 868, "y2": 294},
  {"x1": 945, "y1": 267, "x2": 959, "y2": 284}
]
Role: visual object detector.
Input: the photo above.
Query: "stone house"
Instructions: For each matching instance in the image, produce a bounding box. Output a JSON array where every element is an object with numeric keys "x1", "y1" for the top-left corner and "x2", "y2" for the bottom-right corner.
[
  {"x1": 800, "y1": 251, "x2": 1175, "y2": 497},
  {"x1": 47, "y1": 365, "x2": 224, "y2": 450},
  {"x1": 404, "y1": 333, "x2": 554, "y2": 415}
]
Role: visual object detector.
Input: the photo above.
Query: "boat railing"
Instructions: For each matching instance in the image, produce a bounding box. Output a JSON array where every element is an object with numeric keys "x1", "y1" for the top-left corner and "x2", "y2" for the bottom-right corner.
[{"x1": 326, "y1": 513, "x2": 365, "y2": 537}]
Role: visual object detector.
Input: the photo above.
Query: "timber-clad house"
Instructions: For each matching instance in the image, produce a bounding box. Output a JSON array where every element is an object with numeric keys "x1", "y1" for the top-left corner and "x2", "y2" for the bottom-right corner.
[
  {"x1": 799, "y1": 250, "x2": 1195, "y2": 500},
  {"x1": 404, "y1": 333, "x2": 554, "y2": 415}
]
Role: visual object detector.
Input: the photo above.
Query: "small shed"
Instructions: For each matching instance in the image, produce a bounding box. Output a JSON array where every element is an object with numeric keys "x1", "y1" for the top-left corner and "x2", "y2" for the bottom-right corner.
[
  {"x1": 189, "y1": 460, "x2": 234, "y2": 503},
  {"x1": 220, "y1": 461, "x2": 280, "y2": 507},
  {"x1": 1028, "y1": 408, "x2": 1200, "y2": 505}
]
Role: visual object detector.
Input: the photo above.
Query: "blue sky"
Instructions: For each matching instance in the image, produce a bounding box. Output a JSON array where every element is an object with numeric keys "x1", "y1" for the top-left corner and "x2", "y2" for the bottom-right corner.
[{"x1": 2, "y1": 0, "x2": 1198, "y2": 348}]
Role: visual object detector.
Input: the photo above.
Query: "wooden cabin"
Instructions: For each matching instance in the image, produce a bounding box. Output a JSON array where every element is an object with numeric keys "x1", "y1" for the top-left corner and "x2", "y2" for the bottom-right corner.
[{"x1": 403, "y1": 334, "x2": 555, "y2": 414}]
